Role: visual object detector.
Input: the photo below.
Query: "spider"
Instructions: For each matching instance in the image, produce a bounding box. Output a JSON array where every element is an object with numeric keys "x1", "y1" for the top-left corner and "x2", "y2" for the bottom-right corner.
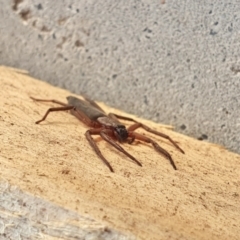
[{"x1": 31, "y1": 96, "x2": 184, "y2": 172}]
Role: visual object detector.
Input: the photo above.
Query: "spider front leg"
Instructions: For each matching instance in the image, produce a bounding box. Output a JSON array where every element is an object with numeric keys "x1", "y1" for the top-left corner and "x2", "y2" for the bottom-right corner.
[
  {"x1": 85, "y1": 128, "x2": 142, "y2": 172},
  {"x1": 109, "y1": 113, "x2": 184, "y2": 154},
  {"x1": 128, "y1": 122, "x2": 184, "y2": 154},
  {"x1": 129, "y1": 132, "x2": 177, "y2": 170},
  {"x1": 85, "y1": 128, "x2": 114, "y2": 172}
]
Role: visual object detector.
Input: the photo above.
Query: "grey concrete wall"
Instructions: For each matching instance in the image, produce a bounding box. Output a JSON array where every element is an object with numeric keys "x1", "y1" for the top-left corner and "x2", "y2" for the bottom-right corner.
[{"x1": 1, "y1": 0, "x2": 239, "y2": 153}]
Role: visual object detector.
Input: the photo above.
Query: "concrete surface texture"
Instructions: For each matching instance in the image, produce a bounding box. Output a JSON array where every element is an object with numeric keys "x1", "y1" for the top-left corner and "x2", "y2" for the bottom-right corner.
[{"x1": 0, "y1": 0, "x2": 239, "y2": 153}]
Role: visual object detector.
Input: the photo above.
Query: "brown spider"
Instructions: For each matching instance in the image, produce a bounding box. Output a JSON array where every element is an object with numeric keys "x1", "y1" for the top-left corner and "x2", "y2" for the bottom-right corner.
[{"x1": 30, "y1": 96, "x2": 184, "y2": 172}]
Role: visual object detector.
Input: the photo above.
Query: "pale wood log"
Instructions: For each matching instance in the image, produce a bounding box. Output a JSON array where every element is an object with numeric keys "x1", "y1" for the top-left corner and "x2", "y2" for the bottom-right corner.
[{"x1": 0, "y1": 66, "x2": 239, "y2": 240}]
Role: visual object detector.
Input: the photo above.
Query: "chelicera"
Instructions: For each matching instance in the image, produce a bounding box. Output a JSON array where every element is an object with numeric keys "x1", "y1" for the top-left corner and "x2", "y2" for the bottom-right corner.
[{"x1": 31, "y1": 96, "x2": 184, "y2": 172}]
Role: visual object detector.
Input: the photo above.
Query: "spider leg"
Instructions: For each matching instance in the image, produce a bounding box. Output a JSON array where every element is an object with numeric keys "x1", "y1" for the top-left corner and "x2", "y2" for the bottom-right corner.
[
  {"x1": 100, "y1": 130, "x2": 142, "y2": 167},
  {"x1": 110, "y1": 113, "x2": 184, "y2": 154},
  {"x1": 127, "y1": 136, "x2": 135, "y2": 144},
  {"x1": 31, "y1": 96, "x2": 101, "y2": 127},
  {"x1": 31, "y1": 96, "x2": 75, "y2": 124},
  {"x1": 30, "y1": 97, "x2": 68, "y2": 106},
  {"x1": 129, "y1": 132, "x2": 177, "y2": 170},
  {"x1": 128, "y1": 122, "x2": 184, "y2": 154},
  {"x1": 34, "y1": 106, "x2": 75, "y2": 124},
  {"x1": 85, "y1": 129, "x2": 114, "y2": 172},
  {"x1": 108, "y1": 113, "x2": 136, "y2": 122}
]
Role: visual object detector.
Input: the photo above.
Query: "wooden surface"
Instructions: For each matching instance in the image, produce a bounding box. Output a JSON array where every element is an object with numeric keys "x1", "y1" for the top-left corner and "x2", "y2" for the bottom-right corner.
[{"x1": 0, "y1": 66, "x2": 240, "y2": 240}]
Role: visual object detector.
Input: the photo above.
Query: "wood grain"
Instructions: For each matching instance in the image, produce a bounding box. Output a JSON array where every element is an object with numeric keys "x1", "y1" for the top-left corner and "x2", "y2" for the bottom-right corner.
[{"x1": 0, "y1": 66, "x2": 239, "y2": 240}]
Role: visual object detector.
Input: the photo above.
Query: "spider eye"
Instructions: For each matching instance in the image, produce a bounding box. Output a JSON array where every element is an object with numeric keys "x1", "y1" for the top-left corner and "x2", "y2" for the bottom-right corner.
[{"x1": 116, "y1": 126, "x2": 128, "y2": 141}]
